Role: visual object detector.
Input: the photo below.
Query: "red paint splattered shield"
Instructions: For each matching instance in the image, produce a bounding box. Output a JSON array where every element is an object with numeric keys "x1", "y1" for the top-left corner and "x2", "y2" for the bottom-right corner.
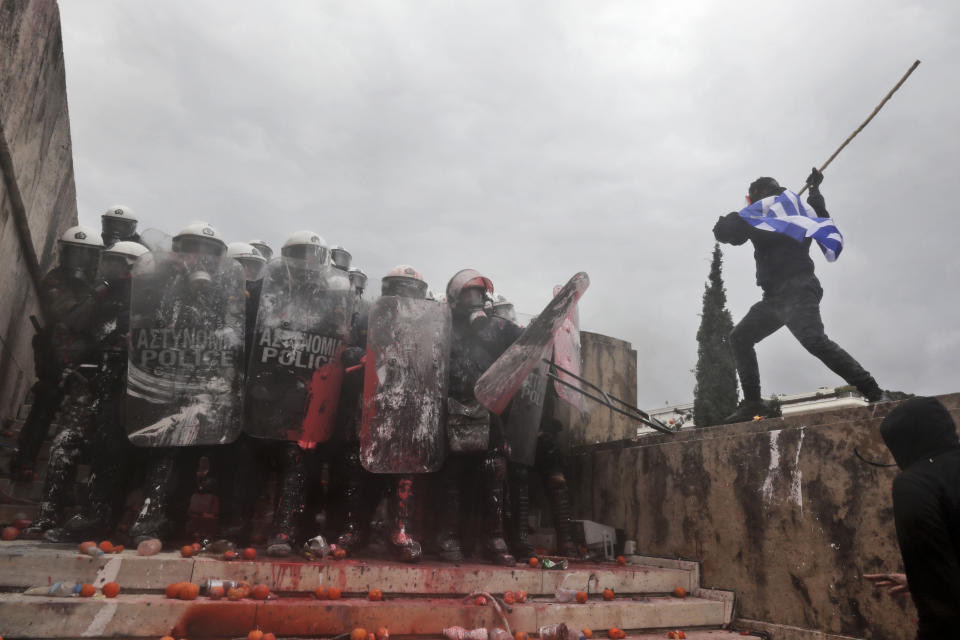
[{"x1": 551, "y1": 284, "x2": 584, "y2": 410}]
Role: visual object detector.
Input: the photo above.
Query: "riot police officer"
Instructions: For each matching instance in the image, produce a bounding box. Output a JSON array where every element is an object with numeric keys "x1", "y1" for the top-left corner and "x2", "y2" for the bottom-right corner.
[{"x1": 100, "y1": 205, "x2": 143, "y2": 247}]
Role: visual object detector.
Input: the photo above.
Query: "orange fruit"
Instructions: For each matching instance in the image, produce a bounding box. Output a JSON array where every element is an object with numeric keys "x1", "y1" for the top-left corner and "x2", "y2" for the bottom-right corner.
[
  {"x1": 582, "y1": 629, "x2": 593, "y2": 639},
  {"x1": 98, "y1": 541, "x2": 115, "y2": 553},
  {"x1": 367, "y1": 634, "x2": 376, "y2": 640},
  {"x1": 180, "y1": 545, "x2": 194, "y2": 558},
  {"x1": 237, "y1": 581, "x2": 252, "y2": 597},
  {"x1": 263, "y1": 634, "x2": 276, "y2": 640},
  {"x1": 516, "y1": 590, "x2": 527, "y2": 603},
  {"x1": 161, "y1": 637, "x2": 175, "y2": 640},
  {"x1": 79, "y1": 583, "x2": 96, "y2": 597},
  {"x1": 248, "y1": 630, "x2": 264, "y2": 640},
  {"x1": 608, "y1": 629, "x2": 624, "y2": 640},
  {"x1": 227, "y1": 587, "x2": 245, "y2": 601},
  {"x1": 223, "y1": 550, "x2": 237, "y2": 561},
  {"x1": 113, "y1": 545, "x2": 125, "y2": 553},
  {"x1": 616, "y1": 556, "x2": 626, "y2": 566},
  {"x1": 333, "y1": 547, "x2": 347, "y2": 560},
  {"x1": 192, "y1": 542, "x2": 202, "y2": 553},
  {"x1": 327, "y1": 587, "x2": 342, "y2": 600},
  {"x1": 251, "y1": 584, "x2": 270, "y2": 600},
  {"x1": 102, "y1": 582, "x2": 120, "y2": 598},
  {"x1": 575, "y1": 590, "x2": 588, "y2": 604},
  {"x1": 314, "y1": 586, "x2": 329, "y2": 600},
  {"x1": 602, "y1": 588, "x2": 615, "y2": 601},
  {"x1": 242, "y1": 547, "x2": 257, "y2": 561},
  {"x1": 179, "y1": 583, "x2": 200, "y2": 601},
  {"x1": 528, "y1": 557, "x2": 539, "y2": 568},
  {"x1": 368, "y1": 589, "x2": 383, "y2": 601},
  {"x1": 514, "y1": 633, "x2": 529, "y2": 640},
  {"x1": 376, "y1": 627, "x2": 390, "y2": 640},
  {"x1": 672, "y1": 586, "x2": 686, "y2": 599},
  {"x1": 475, "y1": 595, "x2": 488, "y2": 606},
  {"x1": 503, "y1": 591, "x2": 515, "y2": 605},
  {"x1": 350, "y1": 628, "x2": 367, "y2": 640},
  {"x1": 165, "y1": 583, "x2": 184, "y2": 599},
  {"x1": 78, "y1": 541, "x2": 97, "y2": 553},
  {"x1": 1, "y1": 527, "x2": 19, "y2": 541},
  {"x1": 208, "y1": 586, "x2": 225, "y2": 600}
]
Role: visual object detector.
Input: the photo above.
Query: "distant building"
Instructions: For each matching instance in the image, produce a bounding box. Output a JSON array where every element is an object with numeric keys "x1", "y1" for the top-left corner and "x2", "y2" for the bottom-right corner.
[{"x1": 645, "y1": 386, "x2": 868, "y2": 433}]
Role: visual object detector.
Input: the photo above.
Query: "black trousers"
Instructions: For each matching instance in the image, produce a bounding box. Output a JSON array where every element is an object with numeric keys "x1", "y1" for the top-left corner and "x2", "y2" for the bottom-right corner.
[{"x1": 730, "y1": 275, "x2": 878, "y2": 401}]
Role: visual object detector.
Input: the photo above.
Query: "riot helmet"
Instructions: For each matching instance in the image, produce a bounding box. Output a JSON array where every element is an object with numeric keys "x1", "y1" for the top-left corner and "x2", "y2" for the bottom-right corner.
[
  {"x1": 349, "y1": 267, "x2": 367, "y2": 296},
  {"x1": 226, "y1": 242, "x2": 266, "y2": 282},
  {"x1": 100, "y1": 205, "x2": 139, "y2": 245},
  {"x1": 249, "y1": 239, "x2": 273, "y2": 261},
  {"x1": 381, "y1": 265, "x2": 428, "y2": 299},
  {"x1": 446, "y1": 268, "x2": 494, "y2": 324},
  {"x1": 331, "y1": 245, "x2": 352, "y2": 271},
  {"x1": 172, "y1": 222, "x2": 227, "y2": 257},
  {"x1": 281, "y1": 230, "x2": 328, "y2": 267},
  {"x1": 489, "y1": 294, "x2": 517, "y2": 323},
  {"x1": 746, "y1": 177, "x2": 785, "y2": 204},
  {"x1": 58, "y1": 225, "x2": 104, "y2": 281},
  {"x1": 99, "y1": 241, "x2": 149, "y2": 282}
]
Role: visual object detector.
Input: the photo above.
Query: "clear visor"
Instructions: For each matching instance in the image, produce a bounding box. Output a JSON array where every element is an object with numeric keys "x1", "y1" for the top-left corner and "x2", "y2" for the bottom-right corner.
[
  {"x1": 101, "y1": 217, "x2": 137, "y2": 240},
  {"x1": 250, "y1": 243, "x2": 273, "y2": 261},
  {"x1": 282, "y1": 244, "x2": 328, "y2": 265},
  {"x1": 381, "y1": 276, "x2": 427, "y2": 299},
  {"x1": 60, "y1": 244, "x2": 102, "y2": 273},
  {"x1": 458, "y1": 287, "x2": 486, "y2": 309},
  {"x1": 237, "y1": 257, "x2": 265, "y2": 281},
  {"x1": 175, "y1": 236, "x2": 225, "y2": 257},
  {"x1": 98, "y1": 254, "x2": 132, "y2": 281}
]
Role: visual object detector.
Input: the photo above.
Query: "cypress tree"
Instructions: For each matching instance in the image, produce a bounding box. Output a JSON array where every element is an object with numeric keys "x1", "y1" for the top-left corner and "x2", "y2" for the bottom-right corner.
[{"x1": 693, "y1": 244, "x2": 739, "y2": 426}]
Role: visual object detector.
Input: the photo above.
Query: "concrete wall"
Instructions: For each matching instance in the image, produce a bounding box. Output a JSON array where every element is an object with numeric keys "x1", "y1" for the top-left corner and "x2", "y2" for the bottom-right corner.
[
  {"x1": 558, "y1": 331, "x2": 638, "y2": 448},
  {"x1": 568, "y1": 394, "x2": 960, "y2": 639},
  {"x1": 0, "y1": 0, "x2": 78, "y2": 422}
]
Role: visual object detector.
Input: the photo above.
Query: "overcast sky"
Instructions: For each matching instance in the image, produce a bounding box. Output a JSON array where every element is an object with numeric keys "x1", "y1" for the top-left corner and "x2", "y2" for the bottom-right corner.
[{"x1": 59, "y1": 1, "x2": 959, "y2": 408}]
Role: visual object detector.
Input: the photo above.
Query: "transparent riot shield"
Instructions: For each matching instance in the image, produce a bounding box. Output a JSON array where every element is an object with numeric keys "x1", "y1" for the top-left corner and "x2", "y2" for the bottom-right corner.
[
  {"x1": 244, "y1": 258, "x2": 352, "y2": 447},
  {"x1": 504, "y1": 345, "x2": 551, "y2": 465},
  {"x1": 360, "y1": 296, "x2": 451, "y2": 473},
  {"x1": 125, "y1": 251, "x2": 246, "y2": 447}
]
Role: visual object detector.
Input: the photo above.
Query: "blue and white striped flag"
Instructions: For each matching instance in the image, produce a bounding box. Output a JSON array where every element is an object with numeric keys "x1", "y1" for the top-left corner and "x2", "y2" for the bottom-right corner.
[{"x1": 738, "y1": 190, "x2": 843, "y2": 262}]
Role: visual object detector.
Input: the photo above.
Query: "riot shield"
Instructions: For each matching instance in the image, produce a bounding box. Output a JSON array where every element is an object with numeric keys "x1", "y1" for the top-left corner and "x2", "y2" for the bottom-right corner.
[
  {"x1": 552, "y1": 284, "x2": 584, "y2": 410},
  {"x1": 125, "y1": 251, "x2": 246, "y2": 447},
  {"x1": 360, "y1": 296, "x2": 451, "y2": 474},
  {"x1": 475, "y1": 272, "x2": 589, "y2": 415},
  {"x1": 244, "y1": 258, "x2": 352, "y2": 446},
  {"x1": 504, "y1": 345, "x2": 551, "y2": 465}
]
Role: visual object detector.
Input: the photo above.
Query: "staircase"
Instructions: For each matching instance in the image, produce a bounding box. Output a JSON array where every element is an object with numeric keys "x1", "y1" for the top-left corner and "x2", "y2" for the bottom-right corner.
[{"x1": 0, "y1": 542, "x2": 755, "y2": 639}]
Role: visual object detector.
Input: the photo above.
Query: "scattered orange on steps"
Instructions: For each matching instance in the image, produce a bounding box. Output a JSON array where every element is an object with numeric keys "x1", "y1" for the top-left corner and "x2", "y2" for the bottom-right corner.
[
  {"x1": 667, "y1": 632, "x2": 687, "y2": 639},
  {"x1": 78, "y1": 583, "x2": 96, "y2": 597},
  {"x1": 1, "y1": 527, "x2": 19, "y2": 541},
  {"x1": 608, "y1": 628, "x2": 626, "y2": 640},
  {"x1": 242, "y1": 547, "x2": 257, "y2": 561},
  {"x1": 78, "y1": 541, "x2": 97, "y2": 554},
  {"x1": 582, "y1": 629, "x2": 593, "y2": 639},
  {"x1": 227, "y1": 587, "x2": 245, "y2": 601},
  {"x1": 327, "y1": 586, "x2": 342, "y2": 600},
  {"x1": 263, "y1": 633, "x2": 276, "y2": 640},
  {"x1": 503, "y1": 591, "x2": 515, "y2": 605},
  {"x1": 367, "y1": 634, "x2": 376, "y2": 640},
  {"x1": 575, "y1": 591, "x2": 588, "y2": 604},
  {"x1": 333, "y1": 547, "x2": 347, "y2": 560},
  {"x1": 474, "y1": 595, "x2": 488, "y2": 606},
  {"x1": 368, "y1": 589, "x2": 383, "y2": 601},
  {"x1": 602, "y1": 588, "x2": 615, "y2": 601},
  {"x1": 113, "y1": 545, "x2": 124, "y2": 553},
  {"x1": 314, "y1": 586, "x2": 329, "y2": 600},
  {"x1": 350, "y1": 628, "x2": 368, "y2": 640},
  {"x1": 672, "y1": 586, "x2": 686, "y2": 599},
  {"x1": 165, "y1": 582, "x2": 185, "y2": 599},
  {"x1": 528, "y1": 557, "x2": 539, "y2": 568},
  {"x1": 248, "y1": 630, "x2": 264, "y2": 640},
  {"x1": 98, "y1": 541, "x2": 115, "y2": 553},
  {"x1": 515, "y1": 590, "x2": 527, "y2": 603},
  {"x1": 616, "y1": 555, "x2": 626, "y2": 566},
  {"x1": 160, "y1": 636, "x2": 175, "y2": 640},
  {"x1": 179, "y1": 583, "x2": 200, "y2": 601},
  {"x1": 251, "y1": 584, "x2": 270, "y2": 600},
  {"x1": 376, "y1": 627, "x2": 390, "y2": 640},
  {"x1": 223, "y1": 550, "x2": 237, "y2": 561},
  {"x1": 180, "y1": 546, "x2": 194, "y2": 558},
  {"x1": 101, "y1": 582, "x2": 120, "y2": 598},
  {"x1": 514, "y1": 633, "x2": 529, "y2": 640},
  {"x1": 208, "y1": 586, "x2": 224, "y2": 600}
]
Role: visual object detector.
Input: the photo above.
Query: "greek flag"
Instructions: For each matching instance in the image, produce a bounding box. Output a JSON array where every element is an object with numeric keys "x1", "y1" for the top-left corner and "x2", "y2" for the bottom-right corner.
[{"x1": 738, "y1": 190, "x2": 843, "y2": 262}]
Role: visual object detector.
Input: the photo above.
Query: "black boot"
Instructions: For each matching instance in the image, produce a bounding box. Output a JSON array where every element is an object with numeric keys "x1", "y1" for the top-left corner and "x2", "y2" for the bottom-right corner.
[
  {"x1": 335, "y1": 448, "x2": 367, "y2": 553},
  {"x1": 129, "y1": 453, "x2": 178, "y2": 545},
  {"x1": 723, "y1": 398, "x2": 776, "y2": 424},
  {"x1": 507, "y1": 463, "x2": 535, "y2": 561},
  {"x1": 546, "y1": 472, "x2": 578, "y2": 558},
  {"x1": 389, "y1": 475, "x2": 421, "y2": 562},
  {"x1": 268, "y1": 443, "x2": 305, "y2": 557},
  {"x1": 433, "y1": 459, "x2": 464, "y2": 563},
  {"x1": 10, "y1": 378, "x2": 63, "y2": 480},
  {"x1": 213, "y1": 437, "x2": 256, "y2": 546},
  {"x1": 480, "y1": 453, "x2": 515, "y2": 566}
]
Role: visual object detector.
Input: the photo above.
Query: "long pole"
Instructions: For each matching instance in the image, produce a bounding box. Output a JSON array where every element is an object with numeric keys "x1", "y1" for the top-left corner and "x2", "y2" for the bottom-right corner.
[{"x1": 798, "y1": 59, "x2": 921, "y2": 196}]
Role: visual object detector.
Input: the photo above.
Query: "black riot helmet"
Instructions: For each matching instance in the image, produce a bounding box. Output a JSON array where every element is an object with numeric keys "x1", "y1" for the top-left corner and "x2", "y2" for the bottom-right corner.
[
  {"x1": 100, "y1": 205, "x2": 139, "y2": 245},
  {"x1": 381, "y1": 265, "x2": 428, "y2": 299},
  {"x1": 746, "y1": 177, "x2": 785, "y2": 204}
]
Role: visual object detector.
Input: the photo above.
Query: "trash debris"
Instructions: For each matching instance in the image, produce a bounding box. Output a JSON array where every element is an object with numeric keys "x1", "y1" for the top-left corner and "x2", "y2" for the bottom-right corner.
[
  {"x1": 201, "y1": 578, "x2": 238, "y2": 595},
  {"x1": 538, "y1": 623, "x2": 570, "y2": 640},
  {"x1": 554, "y1": 587, "x2": 577, "y2": 603},
  {"x1": 303, "y1": 534, "x2": 331, "y2": 560},
  {"x1": 206, "y1": 538, "x2": 236, "y2": 554},
  {"x1": 490, "y1": 629, "x2": 511, "y2": 640},
  {"x1": 444, "y1": 627, "x2": 488, "y2": 640},
  {"x1": 540, "y1": 557, "x2": 569, "y2": 570},
  {"x1": 24, "y1": 582, "x2": 79, "y2": 597},
  {"x1": 136, "y1": 538, "x2": 162, "y2": 556},
  {"x1": 84, "y1": 545, "x2": 104, "y2": 558}
]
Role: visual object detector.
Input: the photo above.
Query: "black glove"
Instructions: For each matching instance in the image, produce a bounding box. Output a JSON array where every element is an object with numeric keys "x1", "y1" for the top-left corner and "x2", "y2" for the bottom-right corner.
[
  {"x1": 713, "y1": 212, "x2": 750, "y2": 246},
  {"x1": 806, "y1": 167, "x2": 824, "y2": 189},
  {"x1": 342, "y1": 346, "x2": 365, "y2": 368}
]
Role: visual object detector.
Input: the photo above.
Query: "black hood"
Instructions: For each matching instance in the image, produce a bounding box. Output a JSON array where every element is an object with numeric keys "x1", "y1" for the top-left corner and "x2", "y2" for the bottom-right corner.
[{"x1": 879, "y1": 397, "x2": 959, "y2": 470}]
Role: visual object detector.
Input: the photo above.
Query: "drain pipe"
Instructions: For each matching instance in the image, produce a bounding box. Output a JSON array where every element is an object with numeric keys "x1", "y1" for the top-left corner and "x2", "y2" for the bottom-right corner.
[{"x1": 0, "y1": 116, "x2": 47, "y2": 324}]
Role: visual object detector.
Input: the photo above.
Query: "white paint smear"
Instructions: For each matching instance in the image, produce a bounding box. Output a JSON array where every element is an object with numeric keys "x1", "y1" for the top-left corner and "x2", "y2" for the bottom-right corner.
[{"x1": 82, "y1": 601, "x2": 118, "y2": 637}]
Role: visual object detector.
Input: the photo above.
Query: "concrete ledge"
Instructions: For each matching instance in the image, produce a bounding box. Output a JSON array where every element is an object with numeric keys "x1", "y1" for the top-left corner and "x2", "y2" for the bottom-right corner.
[
  {"x1": 736, "y1": 618, "x2": 865, "y2": 640},
  {"x1": 0, "y1": 593, "x2": 730, "y2": 638}
]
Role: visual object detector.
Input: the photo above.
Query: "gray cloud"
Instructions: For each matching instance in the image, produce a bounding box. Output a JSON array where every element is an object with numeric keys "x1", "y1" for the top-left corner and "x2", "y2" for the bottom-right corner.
[{"x1": 60, "y1": 0, "x2": 960, "y2": 408}]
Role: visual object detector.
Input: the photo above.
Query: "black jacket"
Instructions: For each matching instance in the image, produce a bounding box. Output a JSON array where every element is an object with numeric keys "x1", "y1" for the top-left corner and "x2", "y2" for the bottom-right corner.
[
  {"x1": 713, "y1": 188, "x2": 829, "y2": 292},
  {"x1": 880, "y1": 397, "x2": 960, "y2": 638}
]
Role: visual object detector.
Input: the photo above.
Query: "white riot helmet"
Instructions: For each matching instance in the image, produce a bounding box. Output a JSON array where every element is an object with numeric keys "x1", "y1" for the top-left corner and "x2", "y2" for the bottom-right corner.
[
  {"x1": 281, "y1": 230, "x2": 328, "y2": 266},
  {"x1": 489, "y1": 294, "x2": 517, "y2": 323},
  {"x1": 226, "y1": 242, "x2": 266, "y2": 281},
  {"x1": 381, "y1": 265, "x2": 428, "y2": 299},
  {"x1": 330, "y1": 245, "x2": 352, "y2": 271},
  {"x1": 101, "y1": 205, "x2": 139, "y2": 245},
  {"x1": 348, "y1": 267, "x2": 367, "y2": 295},
  {"x1": 248, "y1": 239, "x2": 273, "y2": 261},
  {"x1": 59, "y1": 225, "x2": 104, "y2": 279},
  {"x1": 172, "y1": 222, "x2": 227, "y2": 256},
  {"x1": 446, "y1": 268, "x2": 494, "y2": 324},
  {"x1": 99, "y1": 241, "x2": 149, "y2": 281}
]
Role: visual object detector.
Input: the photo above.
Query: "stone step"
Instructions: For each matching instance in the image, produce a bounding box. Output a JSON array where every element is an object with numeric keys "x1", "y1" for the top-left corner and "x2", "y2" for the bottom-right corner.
[
  {"x1": 0, "y1": 542, "x2": 698, "y2": 597},
  {"x1": 0, "y1": 592, "x2": 731, "y2": 639}
]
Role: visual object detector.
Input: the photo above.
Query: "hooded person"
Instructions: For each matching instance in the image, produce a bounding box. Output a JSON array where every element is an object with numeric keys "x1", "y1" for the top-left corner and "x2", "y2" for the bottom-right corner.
[
  {"x1": 713, "y1": 168, "x2": 886, "y2": 423},
  {"x1": 432, "y1": 269, "x2": 522, "y2": 566},
  {"x1": 10, "y1": 226, "x2": 104, "y2": 482},
  {"x1": 868, "y1": 397, "x2": 960, "y2": 637}
]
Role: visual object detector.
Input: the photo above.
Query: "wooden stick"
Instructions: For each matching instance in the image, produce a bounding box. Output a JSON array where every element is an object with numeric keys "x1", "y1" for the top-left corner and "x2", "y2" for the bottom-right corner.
[{"x1": 798, "y1": 59, "x2": 921, "y2": 195}]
